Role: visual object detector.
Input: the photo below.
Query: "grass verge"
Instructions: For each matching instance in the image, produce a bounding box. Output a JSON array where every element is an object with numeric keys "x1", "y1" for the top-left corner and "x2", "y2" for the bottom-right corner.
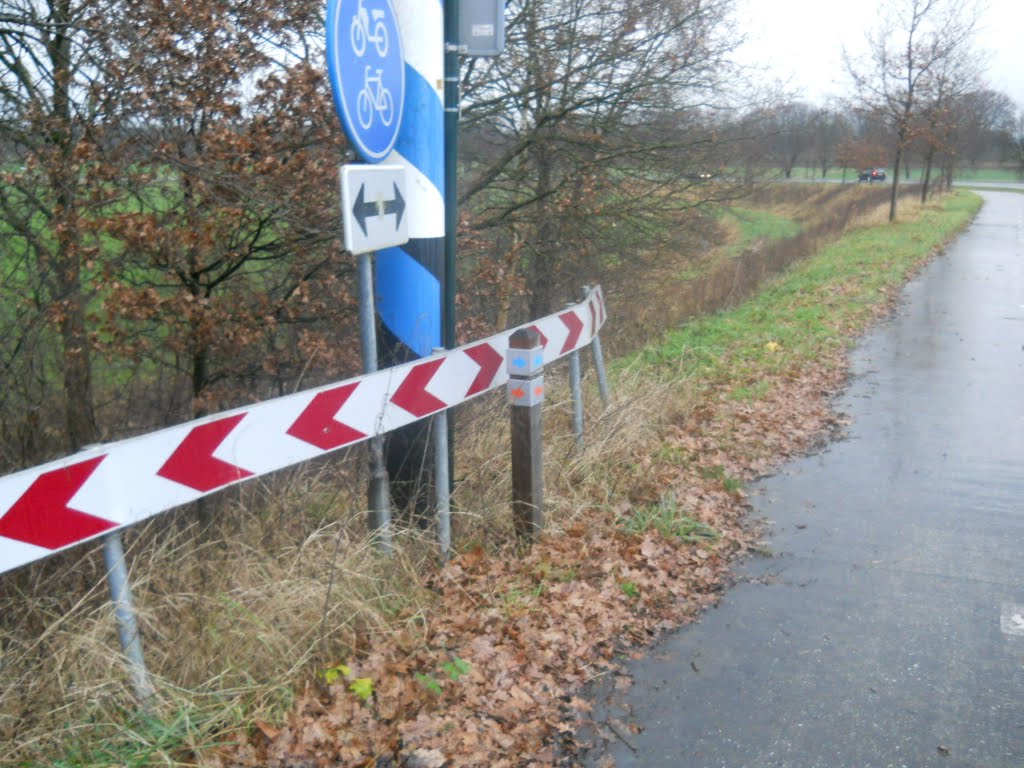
[{"x1": 637, "y1": 189, "x2": 981, "y2": 383}]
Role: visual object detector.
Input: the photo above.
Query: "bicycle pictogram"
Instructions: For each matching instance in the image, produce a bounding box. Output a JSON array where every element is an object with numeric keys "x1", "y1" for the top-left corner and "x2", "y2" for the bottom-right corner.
[
  {"x1": 357, "y1": 66, "x2": 394, "y2": 130},
  {"x1": 326, "y1": 0, "x2": 403, "y2": 161},
  {"x1": 350, "y1": 0, "x2": 388, "y2": 58}
]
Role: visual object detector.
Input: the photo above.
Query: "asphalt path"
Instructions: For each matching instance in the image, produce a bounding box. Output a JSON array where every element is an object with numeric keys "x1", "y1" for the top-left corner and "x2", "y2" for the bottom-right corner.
[{"x1": 581, "y1": 191, "x2": 1024, "y2": 768}]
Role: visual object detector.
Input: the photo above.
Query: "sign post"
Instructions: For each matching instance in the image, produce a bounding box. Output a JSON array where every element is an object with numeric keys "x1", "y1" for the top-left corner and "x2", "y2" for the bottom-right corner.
[
  {"x1": 339, "y1": 164, "x2": 409, "y2": 545},
  {"x1": 327, "y1": 0, "x2": 407, "y2": 543}
]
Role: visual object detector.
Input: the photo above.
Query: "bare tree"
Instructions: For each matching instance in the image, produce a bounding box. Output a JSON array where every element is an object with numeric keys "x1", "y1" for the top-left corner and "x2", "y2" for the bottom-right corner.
[
  {"x1": 913, "y1": 31, "x2": 986, "y2": 200},
  {"x1": 760, "y1": 101, "x2": 819, "y2": 178},
  {"x1": 458, "y1": 0, "x2": 741, "y2": 317},
  {"x1": 845, "y1": 0, "x2": 982, "y2": 220},
  {"x1": 811, "y1": 108, "x2": 856, "y2": 179},
  {"x1": 1012, "y1": 113, "x2": 1024, "y2": 178}
]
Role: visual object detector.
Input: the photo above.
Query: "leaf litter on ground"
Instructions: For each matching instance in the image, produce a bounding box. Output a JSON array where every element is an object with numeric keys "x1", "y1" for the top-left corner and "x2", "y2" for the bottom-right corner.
[{"x1": 210, "y1": 357, "x2": 851, "y2": 768}]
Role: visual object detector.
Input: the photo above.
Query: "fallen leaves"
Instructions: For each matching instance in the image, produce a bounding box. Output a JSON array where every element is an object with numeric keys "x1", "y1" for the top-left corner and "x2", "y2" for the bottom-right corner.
[{"x1": 209, "y1": 360, "x2": 848, "y2": 768}]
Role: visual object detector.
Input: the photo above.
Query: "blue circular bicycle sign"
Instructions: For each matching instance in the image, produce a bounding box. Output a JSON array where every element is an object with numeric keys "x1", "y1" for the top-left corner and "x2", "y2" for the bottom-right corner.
[{"x1": 326, "y1": 0, "x2": 405, "y2": 162}]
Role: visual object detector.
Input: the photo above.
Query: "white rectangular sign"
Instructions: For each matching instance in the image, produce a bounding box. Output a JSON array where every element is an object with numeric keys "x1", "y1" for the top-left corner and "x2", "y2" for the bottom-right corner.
[{"x1": 340, "y1": 164, "x2": 409, "y2": 255}]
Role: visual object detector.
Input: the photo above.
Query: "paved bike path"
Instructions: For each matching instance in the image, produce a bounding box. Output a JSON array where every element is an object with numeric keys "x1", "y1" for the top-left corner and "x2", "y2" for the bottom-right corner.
[{"x1": 582, "y1": 191, "x2": 1024, "y2": 768}]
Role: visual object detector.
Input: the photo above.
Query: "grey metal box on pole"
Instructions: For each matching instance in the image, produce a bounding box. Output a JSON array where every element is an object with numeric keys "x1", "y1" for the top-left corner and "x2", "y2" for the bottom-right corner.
[{"x1": 458, "y1": 0, "x2": 505, "y2": 56}]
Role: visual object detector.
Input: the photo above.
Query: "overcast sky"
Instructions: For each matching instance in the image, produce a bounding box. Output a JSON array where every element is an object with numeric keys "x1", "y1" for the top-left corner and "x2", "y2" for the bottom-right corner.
[{"x1": 733, "y1": 0, "x2": 1024, "y2": 109}]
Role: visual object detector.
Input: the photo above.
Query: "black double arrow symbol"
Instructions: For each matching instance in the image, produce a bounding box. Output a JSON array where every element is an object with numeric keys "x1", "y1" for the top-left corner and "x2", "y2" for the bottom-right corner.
[{"x1": 352, "y1": 182, "x2": 406, "y2": 236}]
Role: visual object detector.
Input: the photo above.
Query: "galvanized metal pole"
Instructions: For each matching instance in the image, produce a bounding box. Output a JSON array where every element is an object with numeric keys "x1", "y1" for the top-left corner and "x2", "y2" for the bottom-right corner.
[
  {"x1": 568, "y1": 348, "x2": 584, "y2": 450},
  {"x1": 584, "y1": 286, "x2": 611, "y2": 407},
  {"x1": 566, "y1": 303, "x2": 585, "y2": 449},
  {"x1": 359, "y1": 249, "x2": 392, "y2": 552},
  {"x1": 432, "y1": 349, "x2": 451, "y2": 559},
  {"x1": 102, "y1": 532, "x2": 156, "y2": 708},
  {"x1": 590, "y1": 332, "x2": 611, "y2": 407}
]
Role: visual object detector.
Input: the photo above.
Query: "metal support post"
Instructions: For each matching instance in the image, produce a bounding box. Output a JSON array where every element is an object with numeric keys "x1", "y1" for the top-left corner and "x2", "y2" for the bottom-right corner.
[
  {"x1": 590, "y1": 331, "x2": 611, "y2": 407},
  {"x1": 584, "y1": 286, "x2": 611, "y2": 407},
  {"x1": 432, "y1": 348, "x2": 452, "y2": 559},
  {"x1": 507, "y1": 328, "x2": 544, "y2": 542},
  {"x1": 358, "y1": 249, "x2": 392, "y2": 552},
  {"x1": 103, "y1": 532, "x2": 156, "y2": 708},
  {"x1": 568, "y1": 348, "x2": 584, "y2": 450},
  {"x1": 443, "y1": 0, "x2": 462, "y2": 497}
]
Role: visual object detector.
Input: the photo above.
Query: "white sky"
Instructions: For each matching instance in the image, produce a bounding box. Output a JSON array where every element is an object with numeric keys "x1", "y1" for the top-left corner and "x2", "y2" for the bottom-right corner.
[{"x1": 733, "y1": 0, "x2": 1024, "y2": 110}]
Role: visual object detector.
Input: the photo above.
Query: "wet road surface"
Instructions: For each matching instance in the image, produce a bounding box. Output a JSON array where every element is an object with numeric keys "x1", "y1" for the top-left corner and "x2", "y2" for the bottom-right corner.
[{"x1": 582, "y1": 191, "x2": 1024, "y2": 768}]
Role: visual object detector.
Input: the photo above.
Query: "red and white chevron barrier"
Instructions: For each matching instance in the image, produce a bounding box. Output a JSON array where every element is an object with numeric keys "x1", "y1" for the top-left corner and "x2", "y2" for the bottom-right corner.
[{"x1": 0, "y1": 287, "x2": 606, "y2": 575}]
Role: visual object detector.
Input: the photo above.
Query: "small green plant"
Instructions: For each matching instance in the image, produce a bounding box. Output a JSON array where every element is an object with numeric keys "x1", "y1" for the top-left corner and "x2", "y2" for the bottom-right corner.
[
  {"x1": 700, "y1": 464, "x2": 744, "y2": 494},
  {"x1": 415, "y1": 672, "x2": 444, "y2": 696},
  {"x1": 320, "y1": 663, "x2": 374, "y2": 702},
  {"x1": 619, "y1": 580, "x2": 640, "y2": 599},
  {"x1": 321, "y1": 662, "x2": 351, "y2": 686},
  {"x1": 441, "y1": 656, "x2": 472, "y2": 682},
  {"x1": 348, "y1": 677, "x2": 375, "y2": 702},
  {"x1": 415, "y1": 656, "x2": 472, "y2": 696},
  {"x1": 501, "y1": 582, "x2": 545, "y2": 614},
  {"x1": 618, "y1": 494, "x2": 720, "y2": 543}
]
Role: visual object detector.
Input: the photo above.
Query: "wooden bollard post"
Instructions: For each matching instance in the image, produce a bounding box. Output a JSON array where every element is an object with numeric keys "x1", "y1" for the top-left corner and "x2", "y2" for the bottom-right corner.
[{"x1": 507, "y1": 328, "x2": 545, "y2": 541}]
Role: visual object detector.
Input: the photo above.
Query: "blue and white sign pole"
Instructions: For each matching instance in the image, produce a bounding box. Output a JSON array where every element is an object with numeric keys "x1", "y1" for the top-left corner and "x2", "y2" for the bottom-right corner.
[
  {"x1": 374, "y1": 1, "x2": 445, "y2": 360},
  {"x1": 373, "y1": 0, "x2": 446, "y2": 520}
]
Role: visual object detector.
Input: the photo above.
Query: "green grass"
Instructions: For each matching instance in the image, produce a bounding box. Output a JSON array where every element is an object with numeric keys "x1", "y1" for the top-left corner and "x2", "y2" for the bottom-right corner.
[
  {"x1": 949, "y1": 168, "x2": 1020, "y2": 183},
  {"x1": 958, "y1": 185, "x2": 1024, "y2": 194},
  {"x1": 49, "y1": 702, "x2": 233, "y2": 768},
  {"x1": 674, "y1": 205, "x2": 802, "y2": 281},
  {"x1": 635, "y1": 190, "x2": 982, "y2": 383},
  {"x1": 724, "y1": 207, "x2": 802, "y2": 255},
  {"x1": 618, "y1": 493, "x2": 721, "y2": 543}
]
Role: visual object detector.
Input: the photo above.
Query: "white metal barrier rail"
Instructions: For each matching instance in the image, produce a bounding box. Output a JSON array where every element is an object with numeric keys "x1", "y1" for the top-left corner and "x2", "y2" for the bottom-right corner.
[{"x1": 0, "y1": 286, "x2": 606, "y2": 576}]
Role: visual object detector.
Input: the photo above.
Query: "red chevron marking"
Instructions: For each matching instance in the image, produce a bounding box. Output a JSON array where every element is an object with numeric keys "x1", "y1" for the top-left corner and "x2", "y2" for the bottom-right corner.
[
  {"x1": 391, "y1": 359, "x2": 448, "y2": 418},
  {"x1": 287, "y1": 383, "x2": 367, "y2": 450},
  {"x1": 559, "y1": 310, "x2": 584, "y2": 354},
  {"x1": 464, "y1": 343, "x2": 503, "y2": 397},
  {"x1": 0, "y1": 456, "x2": 115, "y2": 550},
  {"x1": 157, "y1": 414, "x2": 253, "y2": 492}
]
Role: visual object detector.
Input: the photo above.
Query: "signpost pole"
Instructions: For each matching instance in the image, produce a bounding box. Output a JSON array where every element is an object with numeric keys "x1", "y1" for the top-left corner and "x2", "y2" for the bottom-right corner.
[
  {"x1": 443, "y1": 0, "x2": 461, "y2": 498},
  {"x1": 358, "y1": 249, "x2": 393, "y2": 551},
  {"x1": 431, "y1": 347, "x2": 451, "y2": 560}
]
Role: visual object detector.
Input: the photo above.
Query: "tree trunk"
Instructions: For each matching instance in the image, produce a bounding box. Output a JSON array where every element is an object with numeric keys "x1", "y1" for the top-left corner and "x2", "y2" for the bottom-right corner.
[
  {"x1": 49, "y1": 0, "x2": 97, "y2": 451},
  {"x1": 54, "y1": 245, "x2": 98, "y2": 451},
  {"x1": 527, "y1": 142, "x2": 558, "y2": 318},
  {"x1": 889, "y1": 146, "x2": 902, "y2": 222},
  {"x1": 921, "y1": 145, "x2": 935, "y2": 203}
]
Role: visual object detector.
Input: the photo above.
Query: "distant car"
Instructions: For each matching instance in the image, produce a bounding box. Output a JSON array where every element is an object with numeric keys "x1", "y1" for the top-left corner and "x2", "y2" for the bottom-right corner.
[{"x1": 858, "y1": 168, "x2": 887, "y2": 182}]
